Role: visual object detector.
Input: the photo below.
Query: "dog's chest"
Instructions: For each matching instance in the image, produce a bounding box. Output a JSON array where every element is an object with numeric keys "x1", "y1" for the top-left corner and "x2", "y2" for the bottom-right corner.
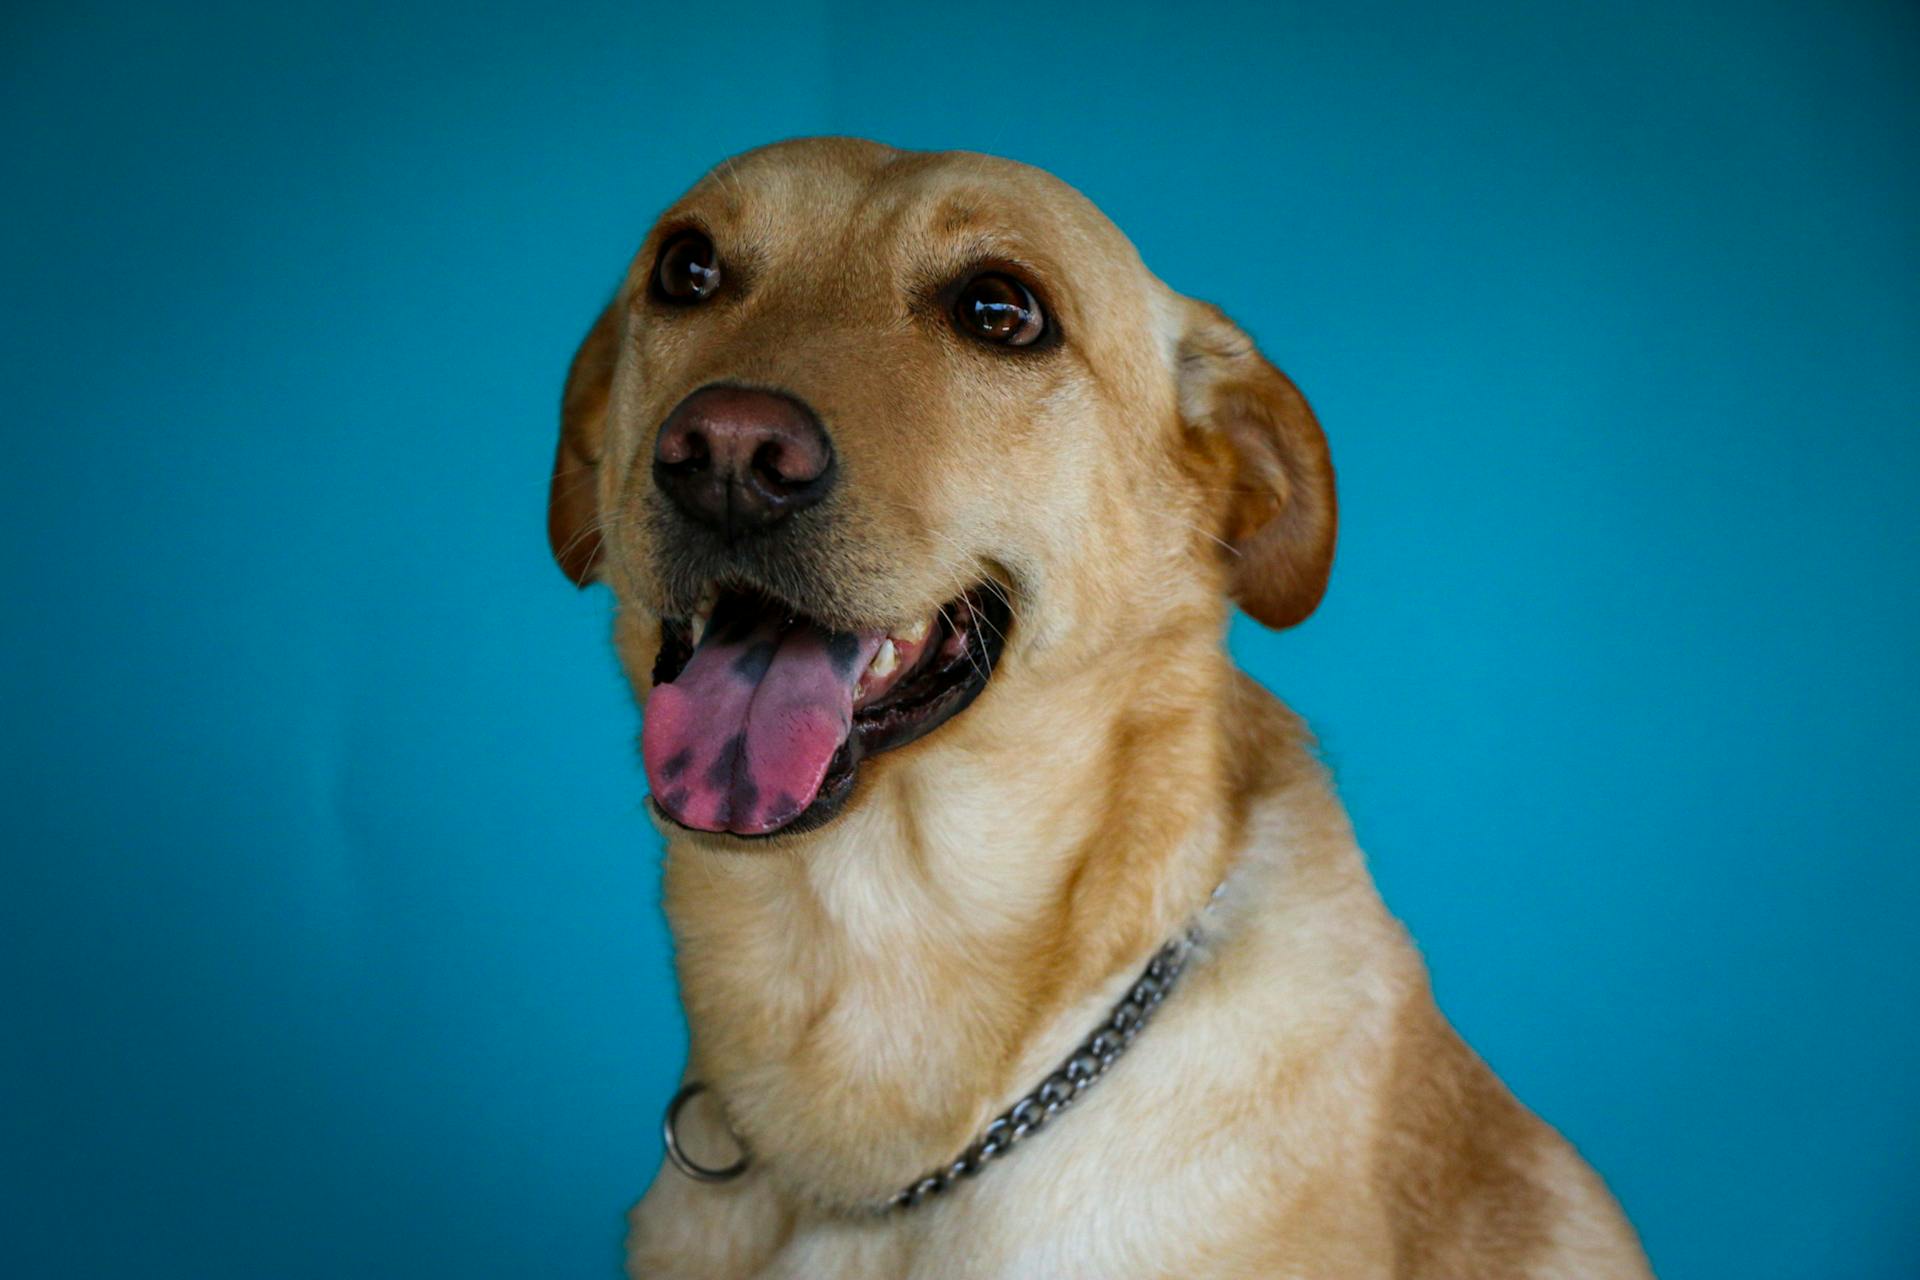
[{"x1": 736, "y1": 1074, "x2": 1331, "y2": 1280}]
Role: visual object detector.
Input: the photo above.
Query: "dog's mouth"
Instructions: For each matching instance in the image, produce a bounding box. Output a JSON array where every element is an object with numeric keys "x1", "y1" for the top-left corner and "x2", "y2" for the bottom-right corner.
[{"x1": 641, "y1": 583, "x2": 1011, "y2": 838}]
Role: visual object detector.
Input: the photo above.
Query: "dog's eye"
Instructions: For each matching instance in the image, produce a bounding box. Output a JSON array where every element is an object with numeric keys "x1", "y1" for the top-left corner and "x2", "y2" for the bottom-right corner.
[
  {"x1": 654, "y1": 230, "x2": 721, "y2": 304},
  {"x1": 953, "y1": 273, "x2": 1045, "y2": 347}
]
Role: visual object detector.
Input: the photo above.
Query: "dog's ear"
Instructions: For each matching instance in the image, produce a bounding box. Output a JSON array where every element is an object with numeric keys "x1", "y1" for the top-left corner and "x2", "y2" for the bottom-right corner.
[
  {"x1": 548, "y1": 294, "x2": 623, "y2": 586},
  {"x1": 1175, "y1": 299, "x2": 1337, "y2": 629}
]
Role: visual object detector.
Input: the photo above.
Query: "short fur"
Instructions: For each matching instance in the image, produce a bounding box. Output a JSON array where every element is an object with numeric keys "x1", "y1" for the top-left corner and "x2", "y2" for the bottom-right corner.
[{"x1": 548, "y1": 137, "x2": 1650, "y2": 1279}]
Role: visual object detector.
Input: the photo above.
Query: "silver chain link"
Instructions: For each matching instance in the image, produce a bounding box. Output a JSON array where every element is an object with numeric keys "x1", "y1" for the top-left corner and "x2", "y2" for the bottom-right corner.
[{"x1": 883, "y1": 926, "x2": 1200, "y2": 1212}]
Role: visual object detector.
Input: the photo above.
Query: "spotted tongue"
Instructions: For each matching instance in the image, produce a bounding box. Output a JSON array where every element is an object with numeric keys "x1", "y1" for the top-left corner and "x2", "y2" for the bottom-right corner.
[{"x1": 642, "y1": 603, "x2": 884, "y2": 836}]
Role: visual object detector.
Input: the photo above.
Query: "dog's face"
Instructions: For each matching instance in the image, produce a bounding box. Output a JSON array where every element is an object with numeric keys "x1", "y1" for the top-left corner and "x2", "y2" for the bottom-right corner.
[{"x1": 550, "y1": 138, "x2": 1334, "y2": 841}]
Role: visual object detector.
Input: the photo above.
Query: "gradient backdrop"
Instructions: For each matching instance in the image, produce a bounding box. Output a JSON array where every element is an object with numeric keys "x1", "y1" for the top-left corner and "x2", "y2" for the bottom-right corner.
[{"x1": 5, "y1": 2, "x2": 1918, "y2": 1276}]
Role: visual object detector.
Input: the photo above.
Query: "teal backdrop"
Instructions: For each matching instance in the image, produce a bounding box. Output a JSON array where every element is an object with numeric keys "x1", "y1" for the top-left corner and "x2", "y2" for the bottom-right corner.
[{"x1": 5, "y1": 2, "x2": 1917, "y2": 1276}]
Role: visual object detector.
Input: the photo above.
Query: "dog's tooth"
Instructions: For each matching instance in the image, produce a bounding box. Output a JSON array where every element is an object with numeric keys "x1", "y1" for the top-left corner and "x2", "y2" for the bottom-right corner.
[
  {"x1": 688, "y1": 583, "x2": 718, "y2": 646},
  {"x1": 868, "y1": 638, "x2": 898, "y2": 679},
  {"x1": 897, "y1": 616, "x2": 931, "y2": 646}
]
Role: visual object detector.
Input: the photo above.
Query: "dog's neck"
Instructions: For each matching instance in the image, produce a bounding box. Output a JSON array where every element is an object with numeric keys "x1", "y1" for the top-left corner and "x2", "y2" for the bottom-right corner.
[{"x1": 657, "y1": 613, "x2": 1247, "y2": 1209}]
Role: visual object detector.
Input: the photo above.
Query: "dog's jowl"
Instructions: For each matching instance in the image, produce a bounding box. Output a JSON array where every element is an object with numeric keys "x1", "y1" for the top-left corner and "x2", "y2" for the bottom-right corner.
[{"x1": 548, "y1": 137, "x2": 1651, "y2": 1280}]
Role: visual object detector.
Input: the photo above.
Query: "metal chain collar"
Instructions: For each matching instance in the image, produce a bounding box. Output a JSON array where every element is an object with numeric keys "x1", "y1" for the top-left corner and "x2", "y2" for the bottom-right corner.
[
  {"x1": 661, "y1": 911, "x2": 1210, "y2": 1213},
  {"x1": 882, "y1": 926, "x2": 1200, "y2": 1211}
]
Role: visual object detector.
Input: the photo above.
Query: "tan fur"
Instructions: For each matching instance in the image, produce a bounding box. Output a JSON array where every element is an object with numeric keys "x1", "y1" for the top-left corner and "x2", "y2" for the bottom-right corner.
[{"x1": 550, "y1": 137, "x2": 1650, "y2": 1278}]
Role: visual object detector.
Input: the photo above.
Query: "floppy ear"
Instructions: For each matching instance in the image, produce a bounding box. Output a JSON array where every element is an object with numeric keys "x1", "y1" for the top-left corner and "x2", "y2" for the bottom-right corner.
[
  {"x1": 548, "y1": 295, "x2": 623, "y2": 586},
  {"x1": 1175, "y1": 300, "x2": 1337, "y2": 629}
]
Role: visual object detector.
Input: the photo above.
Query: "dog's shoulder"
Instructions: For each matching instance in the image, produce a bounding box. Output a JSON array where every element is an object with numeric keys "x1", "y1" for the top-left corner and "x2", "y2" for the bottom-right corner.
[{"x1": 1364, "y1": 993, "x2": 1650, "y2": 1277}]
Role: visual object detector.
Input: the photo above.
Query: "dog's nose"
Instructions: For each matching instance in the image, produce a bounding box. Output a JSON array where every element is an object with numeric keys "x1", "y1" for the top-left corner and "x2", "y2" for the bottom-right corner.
[{"x1": 652, "y1": 386, "x2": 835, "y2": 537}]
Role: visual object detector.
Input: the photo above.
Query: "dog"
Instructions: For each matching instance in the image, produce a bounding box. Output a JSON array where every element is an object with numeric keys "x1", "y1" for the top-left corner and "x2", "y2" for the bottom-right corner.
[{"x1": 546, "y1": 137, "x2": 1651, "y2": 1279}]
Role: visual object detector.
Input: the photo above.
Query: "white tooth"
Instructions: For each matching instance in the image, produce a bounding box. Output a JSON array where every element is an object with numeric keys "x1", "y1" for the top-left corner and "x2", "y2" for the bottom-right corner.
[
  {"x1": 897, "y1": 616, "x2": 931, "y2": 646},
  {"x1": 867, "y1": 638, "x2": 898, "y2": 680},
  {"x1": 688, "y1": 584, "x2": 718, "y2": 646}
]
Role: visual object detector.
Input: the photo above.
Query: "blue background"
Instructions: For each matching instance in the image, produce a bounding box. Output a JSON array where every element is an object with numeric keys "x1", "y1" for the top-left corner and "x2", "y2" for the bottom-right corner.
[{"x1": 5, "y1": 2, "x2": 1917, "y2": 1276}]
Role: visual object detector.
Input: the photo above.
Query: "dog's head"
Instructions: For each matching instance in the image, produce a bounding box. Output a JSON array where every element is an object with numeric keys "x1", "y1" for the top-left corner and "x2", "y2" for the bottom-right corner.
[{"x1": 549, "y1": 138, "x2": 1334, "y2": 841}]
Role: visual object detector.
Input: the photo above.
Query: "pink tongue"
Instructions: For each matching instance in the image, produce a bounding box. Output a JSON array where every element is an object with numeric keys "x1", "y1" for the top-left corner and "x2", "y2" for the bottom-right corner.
[{"x1": 642, "y1": 608, "x2": 883, "y2": 835}]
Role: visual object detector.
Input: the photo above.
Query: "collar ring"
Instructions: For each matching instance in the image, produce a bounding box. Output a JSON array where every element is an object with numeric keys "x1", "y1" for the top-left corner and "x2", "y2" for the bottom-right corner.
[{"x1": 663, "y1": 1082, "x2": 751, "y2": 1182}]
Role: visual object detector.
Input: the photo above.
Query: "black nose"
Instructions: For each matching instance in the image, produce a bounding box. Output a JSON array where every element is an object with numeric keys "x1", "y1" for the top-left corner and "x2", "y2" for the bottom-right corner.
[{"x1": 652, "y1": 385, "x2": 835, "y2": 537}]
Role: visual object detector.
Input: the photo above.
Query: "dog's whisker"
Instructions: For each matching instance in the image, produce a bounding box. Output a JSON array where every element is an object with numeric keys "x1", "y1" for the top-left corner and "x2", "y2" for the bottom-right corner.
[
  {"x1": 936, "y1": 600, "x2": 990, "y2": 684},
  {"x1": 858, "y1": 495, "x2": 1021, "y2": 629},
  {"x1": 550, "y1": 507, "x2": 628, "y2": 569},
  {"x1": 1165, "y1": 514, "x2": 1242, "y2": 558}
]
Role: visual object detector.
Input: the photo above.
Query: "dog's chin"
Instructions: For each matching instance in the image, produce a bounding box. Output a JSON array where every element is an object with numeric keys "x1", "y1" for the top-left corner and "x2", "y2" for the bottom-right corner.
[{"x1": 641, "y1": 581, "x2": 1011, "y2": 842}]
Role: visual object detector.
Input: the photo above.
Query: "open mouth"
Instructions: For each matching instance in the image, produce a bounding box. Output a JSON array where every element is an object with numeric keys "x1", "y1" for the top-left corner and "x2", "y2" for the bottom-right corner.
[{"x1": 641, "y1": 583, "x2": 1011, "y2": 838}]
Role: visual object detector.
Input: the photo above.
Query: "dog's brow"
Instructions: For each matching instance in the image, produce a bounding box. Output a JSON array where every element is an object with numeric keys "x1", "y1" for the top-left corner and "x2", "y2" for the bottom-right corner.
[
  {"x1": 660, "y1": 197, "x2": 737, "y2": 238},
  {"x1": 927, "y1": 186, "x2": 1054, "y2": 242},
  {"x1": 934, "y1": 197, "x2": 986, "y2": 235},
  {"x1": 934, "y1": 229, "x2": 1067, "y2": 301}
]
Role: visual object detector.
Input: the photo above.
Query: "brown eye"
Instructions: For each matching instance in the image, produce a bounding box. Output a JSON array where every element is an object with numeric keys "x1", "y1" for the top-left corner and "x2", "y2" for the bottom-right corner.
[
  {"x1": 953, "y1": 273, "x2": 1046, "y2": 347},
  {"x1": 654, "y1": 230, "x2": 720, "y2": 303}
]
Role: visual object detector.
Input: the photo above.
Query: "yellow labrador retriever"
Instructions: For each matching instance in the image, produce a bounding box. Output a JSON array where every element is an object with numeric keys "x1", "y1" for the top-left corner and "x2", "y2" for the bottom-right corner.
[{"x1": 548, "y1": 137, "x2": 1651, "y2": 1279}]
